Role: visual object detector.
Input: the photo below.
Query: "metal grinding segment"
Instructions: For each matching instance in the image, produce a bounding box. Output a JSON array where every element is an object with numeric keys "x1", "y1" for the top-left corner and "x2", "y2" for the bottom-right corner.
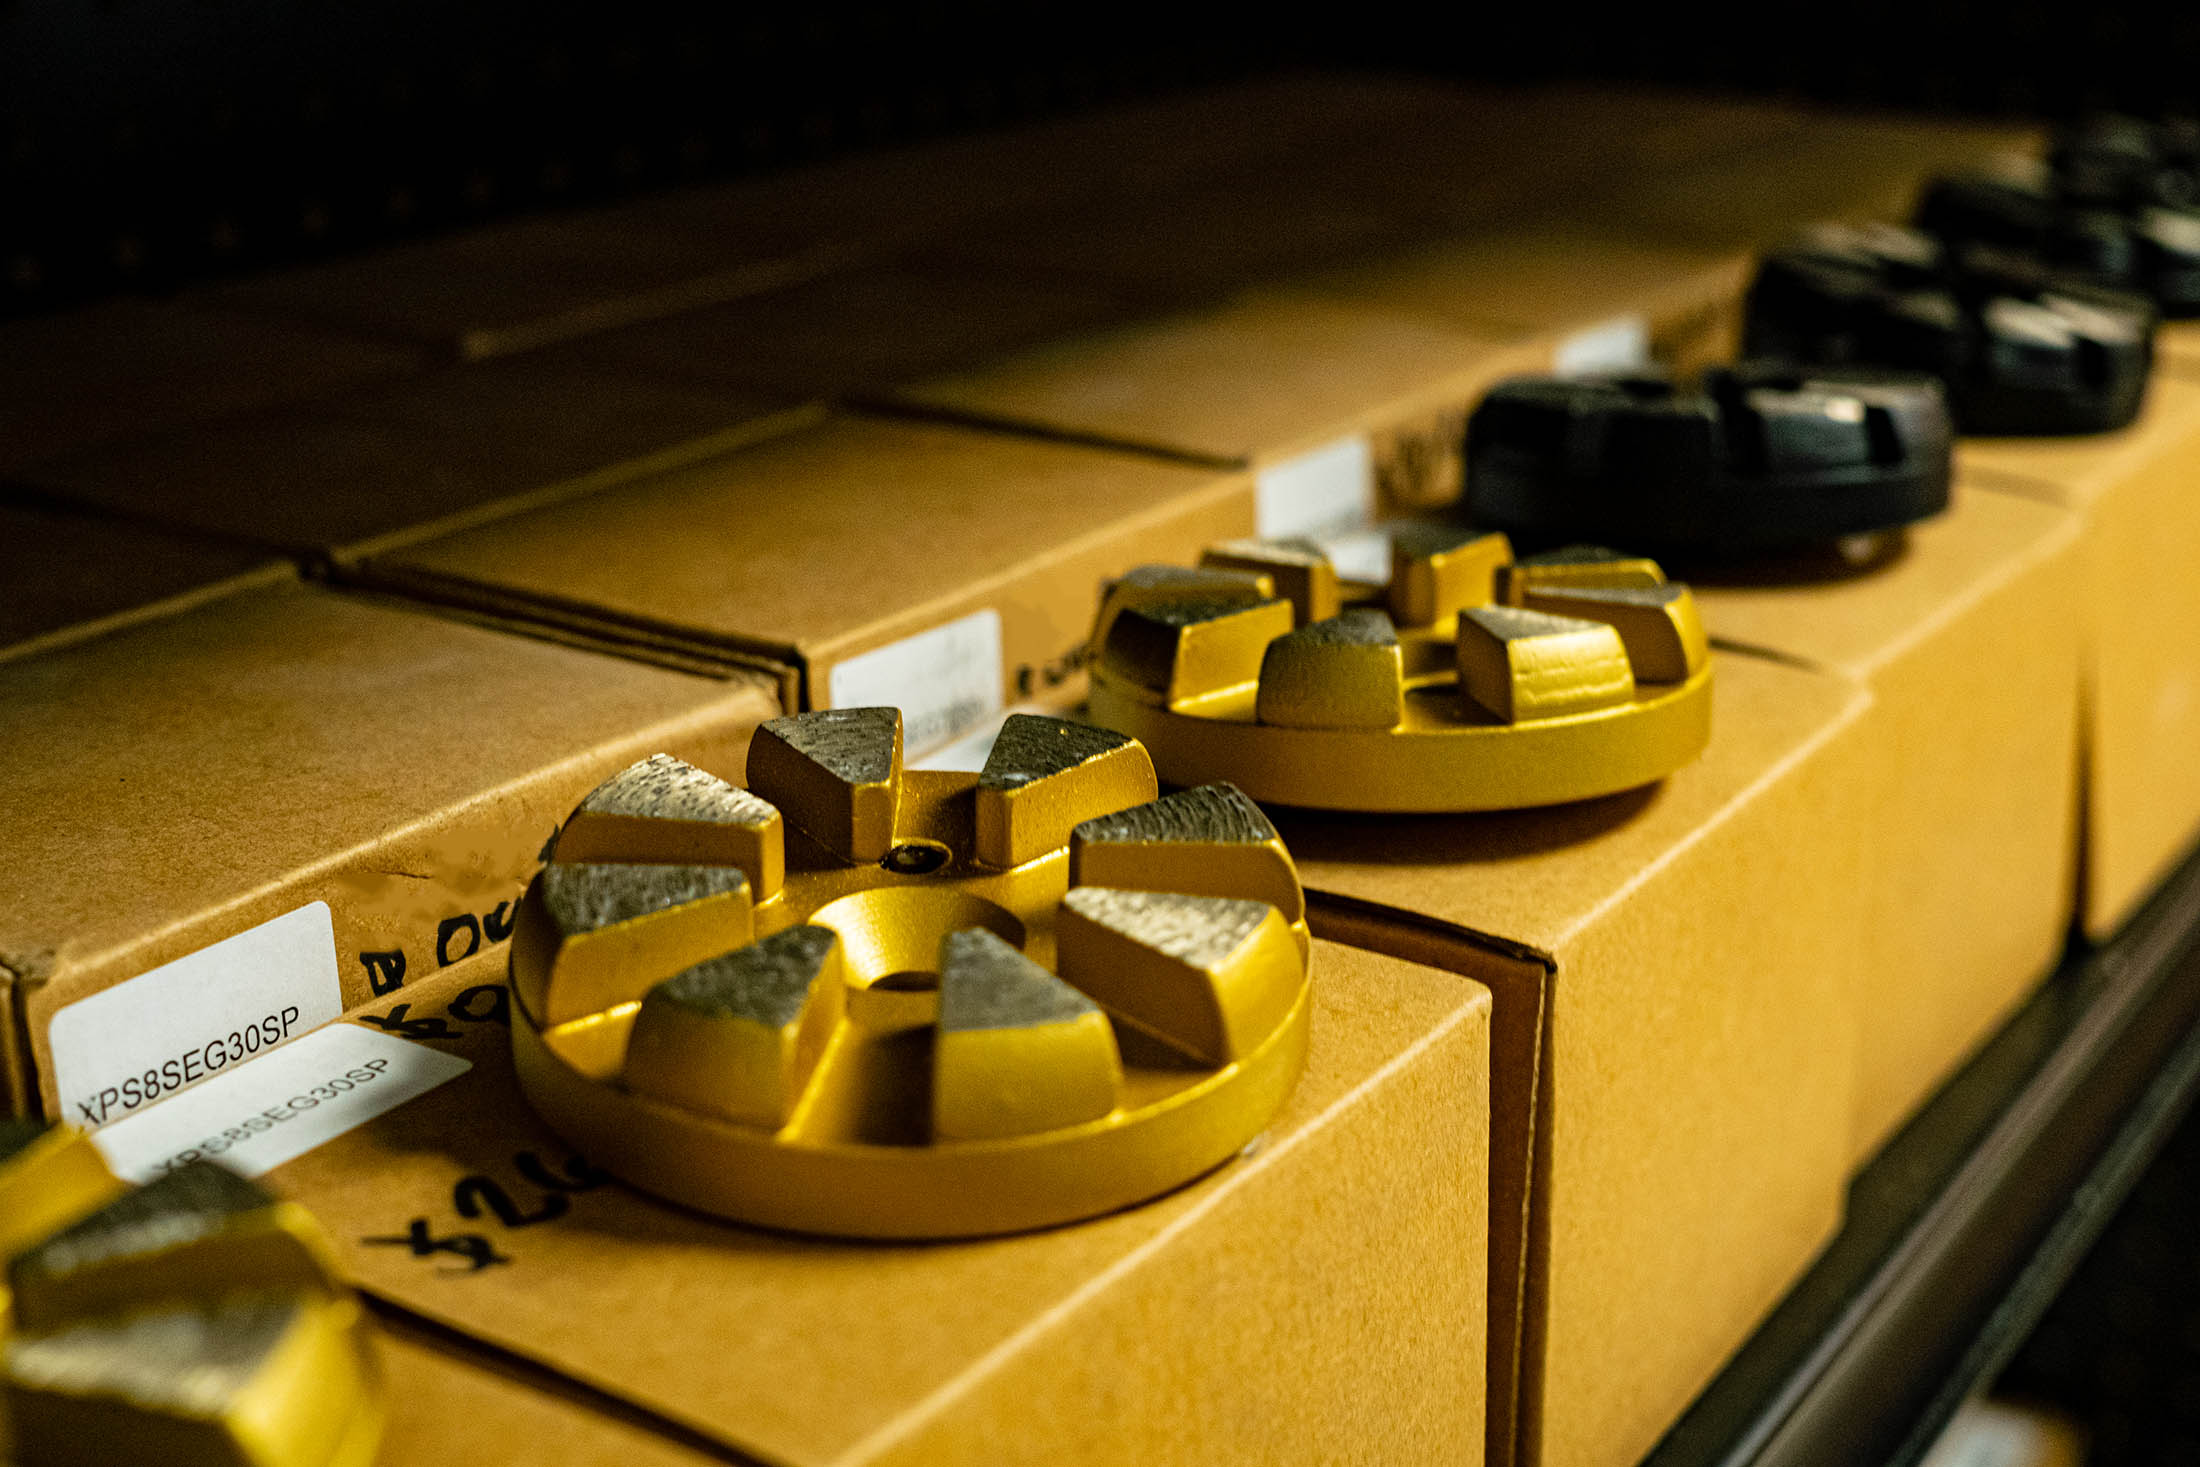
[
  {"x1": 0, "y1": 1133, "x2": 384, "y2": 1467},
  {"x1": 1462, "y1": 362, "x2": 1955, "y2": 558},
  {"x1": 1082, "y1": 535, "x2": 1713, "y2": 813},
  {"x1": 0, "y1": 1121, "x2": 127, "y2": 1286},
  {"x1": 504, "y1": 711, "x2": 1314, "y2": 1239},
  {"x1": 1743, "y1": 221, "x2": 2157, "y2": 434}
]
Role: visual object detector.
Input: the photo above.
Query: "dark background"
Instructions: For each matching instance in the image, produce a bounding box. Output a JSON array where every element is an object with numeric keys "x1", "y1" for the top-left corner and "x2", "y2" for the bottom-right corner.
[{"x1": 6, "y1": 0, "x2": 2197, "y2": 320}]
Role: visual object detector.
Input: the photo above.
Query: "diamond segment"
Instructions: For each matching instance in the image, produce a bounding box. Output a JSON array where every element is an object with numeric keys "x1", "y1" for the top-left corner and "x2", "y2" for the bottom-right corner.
[
  {"x1": 932, "y1": 929, "x2": 1120, "y2": 1142},
  {"x1": 517, "y1": 861, "x2": 756, "y2": 1024},
  {"x1": 1255, "y1": 609, "x2": 1406, "y2": 731},
  {"x1": 1200, "y1": 537, "x2": 1342, "y2": 623},
  {"x1": 974, "y1": 714, "x2": 1157, "y2": 868},
  {"x1": 555, "y1": 753, "x2": 783, "y2": 898},
  {"x1": 1056, "y1": 888, "x2": 1299, "y2": 1064},
  {"x1": 1516, "y1": 583, "x2": 1709, "y2": 683},
  {"x1": 0, "y1": 1141, "x2": 380, "y2": 1467},
  {"x1": 1457, "y1": 605, "x2": 1635, "y2": 723},
  {"x1": 747, "y1": 707, "x2": 902, "y2": 863},
  {"x1": 9, "y1": 1164, "x2": 332, "y2": 1333},
  {"x1": 623, "y1": 926, "x2": 845, "y2": 1129},
  {"x1": 1100, "y1": 597, "x2": 1295, "y2": 704},
  {"x1": 1071, "y1": 783, "x2": 1304, "y2": 924}
]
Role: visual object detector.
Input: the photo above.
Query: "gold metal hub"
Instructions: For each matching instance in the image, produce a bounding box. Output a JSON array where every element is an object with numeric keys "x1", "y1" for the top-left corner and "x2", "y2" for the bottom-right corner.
[
  {"x1": 0, "y1": 1124, "x2": 384, "y2": 1467},
  {"x1": 1085, "y1": 534, "x2": 1716, "y2": 812},
  {"x1": 508, "y1": 711, "x2": 1314, "y2": 1239}
]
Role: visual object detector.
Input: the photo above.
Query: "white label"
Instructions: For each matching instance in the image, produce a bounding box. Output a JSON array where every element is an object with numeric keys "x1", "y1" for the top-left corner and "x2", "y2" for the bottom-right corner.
[
  {"x1": 828, "y1": 608, "x2": 1005, "y2": 759},
  {"x1": 1553, "y1": 313, "x2": 1651, "y2": 375},
  {"x1": 91, "y1": 1024, "x2": 471, "y2": 1184},
  {"x1": 1255, "y1": 435, "x2": 1376, "y2": 540},
  {"x1": 1917, "y1": 1402, "x2": 2057, "y2": 1467},
  {"x1": 909, "y1": 702, "x2": 1118, "y2": 774},
  {"x1": 1319, "y1": 527, "x2": 1396, "y2": 584},
  {"x1": 51, "y1": 903, "x2": 344, "y2": 1130},
  {"x1": 910, "y1": 708, "x2": 1019, "y2": 773}
]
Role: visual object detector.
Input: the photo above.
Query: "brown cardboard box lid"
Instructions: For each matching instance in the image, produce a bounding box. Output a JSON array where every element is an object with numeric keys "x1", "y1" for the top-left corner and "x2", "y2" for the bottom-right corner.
[
  {"x1": 1275, "y1": 226, "x2": 1754, "y2": 346},
  {"x1": 627, "y1": 74, "x2": 1510, "y2": 254},
  {"x1": 202, "y1": 204, "x2": 859, "y2": 362},
  {"x1": 552, "y1": 263, "x2": 1138, "y2": 401},
  {"x1": 1959, "y1": 377, "x2": 2200, "y2": 510},
  {"x1": 914, "y1": 175, "x2": 1414, "y2": 304},
  {"x1": 275, "y1": 938, "x2": 1493, "y2": 1466},
  {"x1": 0, "y1": 300, "x2": 419, "y2": 476},
  {"x1": 1493, "y1": 84, "x2": 1809, "y2": 174},
  {"x1": 17, "y1": 352, "x2": 819, "y2": 559},
  {"x1": 1246, "y1": 84, "x2": 1807, "y2": 233},
  {"x1": 1593, "y1": 111, "x2": 2048, "y2": 248},
  {"x1": 192, "y1": 75, "x2": 1510, "y2": 367},
  {"x1": 1692, "y1": 486, "x2": 2084, "y2": 677},
  {"x1": 0, "y1": 581, "x2": 779, "y2": 1063},
  {"x1": 0, "y1": 500, "x2": 292, "y2": 664},
  {"x1": 368, "y1": 413, "x2": 1253, "y2": 673},
  {"x1": 891, "y1": 294, "x2": 1539, "y2": 467}
]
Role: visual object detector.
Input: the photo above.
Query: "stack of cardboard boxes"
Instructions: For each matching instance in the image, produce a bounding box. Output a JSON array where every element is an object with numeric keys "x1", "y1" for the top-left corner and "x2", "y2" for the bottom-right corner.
[{"x1": 6, "y1": 74, "x2": 2181, "y2": 1467}]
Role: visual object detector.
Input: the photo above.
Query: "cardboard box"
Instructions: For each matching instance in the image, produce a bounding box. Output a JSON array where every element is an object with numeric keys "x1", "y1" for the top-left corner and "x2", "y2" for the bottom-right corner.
[
  {"x1": 188, "y1": 74, "x2": 1503, "y2": 366},
  {"x1": 1236, "y1": 83, "x2": 1808, "y2": 238},
  {"x1": 262, "y1": 937, "x2": 1494, "y2": 1466},
  {"x1": 1587, "y1": 110, "x2": 2046, "y2": 250},
  {"x1": 1270, "y1": 227, "x2": 1756, "y2": 378},
  {"x1": 374, "y1": 1316, "x2": 726, "y2": 1467},
  {"x1": 1960, "y1": 376, "x2": 2200, "y2": 936},
  {"x1": 625, "y1": 75, "x2": 1518, "y2": 280},
  {"x1": 912, "y1": 82, "x2": 1804, "y2": 309},
  {"x1": 2159, "y1": 323, "x2": 2200, "y2": 377},
  {"x1": 355, "y1": 414, "x2": 1259, "y2": 753},
  {"x1": 1277, "y1": 651, "x2": 1873, "y2": 1467},
  {"x1": 887, "y1": 293, "x2": 1549, "y2": 518},
  {"x1": 1000, "y1": 76, "x2": 1793, "y2": 210},
  {"x1": 0, "y1": 580, "x2": 782, "y2": 1122},
  {"x1": 549, "y1": 261, "x2": 1138, "y2": 401},
  {"x1": 0, "y1": 500, "x2": 292, "y2": 665},
  {"x1": 199, "y1": 202, "x2": 864, "y2": 363},
  {"x1": 1689, "y1": 487, "x2": 2086, "y2": 1159},
  {"x1": 14, "y1": 351, "x2": 820, "y2": 561},
  {"x1": 0, "y1": 300, "x2": 421, "y2": 477},
  {"x1": 912, "y1": 174, "x2": 1414, "y2": 307}
]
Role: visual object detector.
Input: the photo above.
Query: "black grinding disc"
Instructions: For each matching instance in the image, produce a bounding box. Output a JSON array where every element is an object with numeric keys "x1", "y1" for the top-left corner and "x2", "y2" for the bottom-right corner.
[
  {"x1": 1462, "y1": 361, "x2": 1953, "y2": 561},
  {"x1": 1916, "y1": 165, "x2": 2200, "y2": 318},
  {"x1": 2050, "y1": 114, "x2": 2200, "y2": 212},
  {"x1": 1743, "y1": 222, "x2": 2156, "y2": 435}
]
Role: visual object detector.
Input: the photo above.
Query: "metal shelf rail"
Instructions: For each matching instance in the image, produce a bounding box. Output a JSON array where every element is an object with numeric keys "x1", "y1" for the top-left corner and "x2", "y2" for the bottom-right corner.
[{"x1": 1645, "y1": 841, "x2": 2200, "y2": 1467}]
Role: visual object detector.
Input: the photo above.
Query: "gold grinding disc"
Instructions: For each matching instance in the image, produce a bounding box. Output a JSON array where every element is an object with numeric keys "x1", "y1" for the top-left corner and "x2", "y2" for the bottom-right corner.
[
  {"x1": 0, "y1": 1124, "x2": 385, "y2": 1467},
  {"x1": 1084, "y1": 534, "x2": 1715, "y2": 812},
  {"x1": 507, "y1": 711, "x2": 1314, "y2": 1239}
]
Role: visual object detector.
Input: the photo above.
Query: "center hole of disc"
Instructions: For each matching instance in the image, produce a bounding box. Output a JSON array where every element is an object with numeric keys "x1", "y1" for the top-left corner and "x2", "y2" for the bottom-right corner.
[
  {"x1": 871, "y1": 971, "x2": 941, "y2": 992},
  {"x1": 881, "y1": 842, "x2": 949, "y2": 876},
  {"x1": 807, "y1": 887, "x2": 1027, "y2": 991}
]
